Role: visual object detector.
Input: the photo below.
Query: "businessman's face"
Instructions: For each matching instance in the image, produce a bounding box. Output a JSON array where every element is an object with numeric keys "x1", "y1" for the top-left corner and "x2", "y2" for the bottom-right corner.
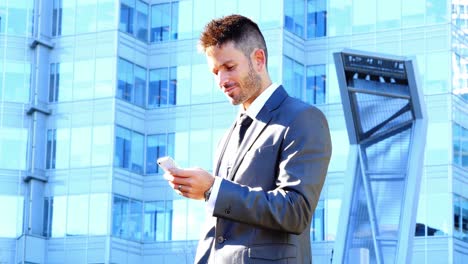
[{"x1": 206, "y1": 42, "x2": 262, "y2": 108}]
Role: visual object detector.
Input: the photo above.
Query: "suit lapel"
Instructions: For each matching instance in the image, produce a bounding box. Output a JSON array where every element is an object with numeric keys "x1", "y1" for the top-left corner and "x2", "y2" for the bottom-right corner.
[
  {"x1": 227, "y1": 86, "x2": 288, "y2": 181},
  {"x1": 214, "y1": 122, "x2": 236, "y2": 177}
]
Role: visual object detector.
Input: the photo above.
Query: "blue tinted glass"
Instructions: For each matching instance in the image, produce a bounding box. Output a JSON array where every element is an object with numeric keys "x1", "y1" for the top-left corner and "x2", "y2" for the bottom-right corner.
[
  {"x1": 49, "y1": 63, "x2": 58, "y2": 102},
  {"x1": 146, "y1": 133, "x2": 174, "y2": 174},
  {"x1": 95, "y1": 57, "x2": 115, "y2": 98},
  {"x1": 46, "y1": 129, "x2": 56, "y2": 169},
  {"x1": 260, "y1": 0, "x2": 281, "y2": 28},
  {"x1": 0, "y1": 127, "x2": 28, "y2": 170},
  {"x1": 120, "y1": 2, "x2": 134, "y2": 34},
  {"x1": 131, "y1": 131, "x2": 144, "y2": 174},
  {"x1": 427, "y1": 0, "x2": 448, "y2": 24},
  {"x1": 70, "y1": 127, "x2": 91, "y2": 167},
  {"x1": 3, "y1": 61, "x2": 30, "y2": 103},
  {"x1": 92, "y1": 126, "x2": 112, "y2": 166},
  {"x1": 61, "y1": 0, "x2": 75, "y2": 35},
  {"x1": 151, "y1": 3, "x2": 170, "y2": 42},
  {"x1": 0, "y1": 195, "x2": 23, "y2": 238},
  {"x1": 57, "y1": 62, "x2": 73, "y2": 102},
  {"x1": 0, "y1": 4, "x2": 5, "y2": 33},
  {"x1": 117, "y1": 58, "x2": 133, "y2": 102},
  {"x1": 67, "y1": 195, "x2": 89, "y2": 236},
  {"x1": 115, "y1": 126, "x2": 131, "y2": 169},
  {"x1": 307, "y1": 0, "x2": 326, "y2": 38},
  {"x1": 352, "y1": 0, "x2": 376, "y2": 33},
  {"x1": 73, "y1": 60, "x2": 94, "y2": 100},
  {"x1": 51, "y1": 196, "x2": 67, "y2": 237},
  {"x1": 97, "y1": 0, "x2": 115, "y2": 31},
  {"x1": 169, "y1": 67, "x2": 177, "y2": 105},
  {"x1": 134, "y1": 64, "x2": 146, "y2": 107},
  {"x1": 328, "y1": 0, "x2": 352, "y2": 36},
  {"x1": 129, "y1": 200, "x2": 143, "y2": 240},
  {"x1": 76, "y1": 0, "x2": 96, "y2": 33},
  {"x1": 306, "y1": 65, "x2": 326, "y2": 104},
  {"x1": 89, "y1": 194, "x2": 109, "y2": 235},
  {"x1": 311, "y1": 200, "x2": 324, "y2": 241},
  {"x1": 402, "y1": 0, "x2": 425, "y2": 27},
  {"x1": 7, "y1": 7, "x2": 27, "y2": 35},
  {"x1": 112, "y1": 195, "x2": 128, "y2": 238},
  {"x1": 171, "y1": 2, "x2": 179, "y2": 40},
  {"x1": 376, "y1": 0, "x2": 400, "y2": 30},
  {"x1": 284, "y1": 0, "x2": 305, "y2": 37},
  {"x1": 149, "y1": 68, "x2": 167, "y2": 108},
  {"x1": 136, "y1": 0, "x2": 148, "y2": 42},
  {"x1": 143, "y1": 201, "x2": 171, "y2": 241},
  {"x1": 55, "y1": 128, "x2": 70, "y2": 169}
]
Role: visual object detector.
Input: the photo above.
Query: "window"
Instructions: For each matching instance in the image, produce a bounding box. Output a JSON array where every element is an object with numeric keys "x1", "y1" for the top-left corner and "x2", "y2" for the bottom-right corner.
[
  {"x1": 120, "y1": 0, "x2": 134, "y2": 34},
  {"x1": 112, "y1": 195, "x2": 205, "y2": 243},
  {"x1": 48, "y1": 62, "x2": 73, "y2": 102},
  {"x1": 307, "y1": 0, "x2": 326, "y2": 38},
  {"x1": 52, "y1": 0, "x2": 76, "y2": 36},
  {"x1": 454, "y1": 194, "x2": 468, "y2": 241},
  {"x1": 1, "y1": 61, "x2": 31, "y2": 103},
  {"x1": 117, "y1": 58, "x2": 147, "y2": 107},
  {"x1": 0, "y1": 195, "x2": 23, "y2": 238},
  {"x1": 143, "y1": 201, "x2": 172, "y2": 242},
  {"x1": 135, "y1": 1, "x2": 148, "y2": 42},
  {"x1": 112, "y1": 195, "x2": 143, "y2": 241},
  {"x1": 49, "y1": 63, "x2": 59, "y2": 102},
  {"x1": 46, "y1": 126, "x2": 112, "y2": 169},
  {"x1": 0, "y1": 1, "x2": 32, "y2": 36},
  {"x1": 120, "y1": 0, "x2": 148, "y2": 42},
  {"x1": 76, "y1": 0, "x2": 97, "y2": 34},
  {"x1": 0, "y1": 127, "x2": 28, "y2": 170},
  {"x1": 46, "y1": 129, "x2": 57, "y2": 169},
  {"x1": 148, "y1": 67, "x2": 177, "y2": 108},
  {"x1": 311, "y1": 200, "x2": 324, "y2": 241},
  {"x1": 306, "y1": 64, "x2": 326, "y2": 104},
  {"x1": 115, "y1": 126, "x2": 144, "y2": 174},
  {"x1": 283, "y1": 57, "x2": 327, "y2": 105},
  {"x1": 453, "y1": 122, "x2": 468, "y2": 168},
  {"x1": 146, "y1": 133, "x2": 175, "y2": 174},
  {"x1": 151, "y1": 2, "x2": 179, "y2": 42},
  {"x1": 283, "y1": 56, "x2": 304, "y2": 100},
  {"x1": 285, "y1": 0, "x2": 326, "y2": 39},
  {"x1": 44, "y1": 194, "x2": 109, "y2": 238}
]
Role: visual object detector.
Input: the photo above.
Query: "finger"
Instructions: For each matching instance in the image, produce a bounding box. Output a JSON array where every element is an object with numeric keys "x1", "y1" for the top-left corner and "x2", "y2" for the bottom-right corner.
[
  {"x1": 168, "y1": 167, "x2": 194, "y2": 178},
  {"x1": 163, "y1": 172, "x2": 174, "y2": 181}
]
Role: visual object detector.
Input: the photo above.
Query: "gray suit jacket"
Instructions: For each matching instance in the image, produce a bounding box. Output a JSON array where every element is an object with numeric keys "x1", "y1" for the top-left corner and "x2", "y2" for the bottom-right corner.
[{"x1": 195, "y1": 86, "x2": 332, "y2": 264}]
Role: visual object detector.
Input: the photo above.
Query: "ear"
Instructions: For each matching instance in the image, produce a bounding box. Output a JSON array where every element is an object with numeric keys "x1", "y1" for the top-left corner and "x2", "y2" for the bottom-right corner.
[{"x1": 252, "y1": 49, "x2": 266, "y2": 72}]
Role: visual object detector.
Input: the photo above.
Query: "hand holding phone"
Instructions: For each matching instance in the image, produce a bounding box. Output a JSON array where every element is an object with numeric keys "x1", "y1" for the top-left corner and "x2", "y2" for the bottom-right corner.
[{"x1": 157, "y1": 156, "x2": 179, "y2": 172}]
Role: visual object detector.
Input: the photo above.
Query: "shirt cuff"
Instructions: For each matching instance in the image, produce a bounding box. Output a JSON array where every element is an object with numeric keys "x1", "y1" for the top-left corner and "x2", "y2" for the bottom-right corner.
[{"x1": 206, "y1": 177, "x2": 222, "y2": 215}]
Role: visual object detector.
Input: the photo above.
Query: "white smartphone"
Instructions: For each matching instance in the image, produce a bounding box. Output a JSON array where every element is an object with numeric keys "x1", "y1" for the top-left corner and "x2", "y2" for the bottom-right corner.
[{"x1": 157, "y1": 156, "x2": 179, "y2": 171}]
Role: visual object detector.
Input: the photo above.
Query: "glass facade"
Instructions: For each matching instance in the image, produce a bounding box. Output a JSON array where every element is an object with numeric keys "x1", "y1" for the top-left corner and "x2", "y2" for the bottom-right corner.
[{"x1": 0, "y1": 0, "x2": 466, "y2": 263}]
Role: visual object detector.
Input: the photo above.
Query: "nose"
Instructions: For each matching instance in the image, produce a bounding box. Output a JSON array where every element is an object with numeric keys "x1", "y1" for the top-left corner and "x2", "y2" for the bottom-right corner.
[{"x1": 217, "y1": 71, "x2": 228, "y2": 88}]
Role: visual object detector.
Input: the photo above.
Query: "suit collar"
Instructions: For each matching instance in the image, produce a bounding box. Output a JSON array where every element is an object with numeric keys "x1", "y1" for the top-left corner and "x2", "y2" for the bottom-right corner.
[{"x1": 226, "y1": 86, "x2": 289, "y2": 181}]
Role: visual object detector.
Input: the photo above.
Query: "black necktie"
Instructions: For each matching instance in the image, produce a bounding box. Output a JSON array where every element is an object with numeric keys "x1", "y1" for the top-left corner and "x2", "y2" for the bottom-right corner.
[{"x1": 237, "y1": 114, "x2": 253, "y2": 147}]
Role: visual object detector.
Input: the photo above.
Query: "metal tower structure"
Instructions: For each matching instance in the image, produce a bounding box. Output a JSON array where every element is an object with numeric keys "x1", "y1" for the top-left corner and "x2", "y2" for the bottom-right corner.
[{"x1": 332, "y1": 50, "x2": 427, "y2": 264}]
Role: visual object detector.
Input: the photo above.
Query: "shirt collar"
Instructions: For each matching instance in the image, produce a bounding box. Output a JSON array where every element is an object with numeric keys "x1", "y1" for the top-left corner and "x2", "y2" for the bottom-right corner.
[{"x1": 239, "y1": 83, "x2": 279, "y2": 119}]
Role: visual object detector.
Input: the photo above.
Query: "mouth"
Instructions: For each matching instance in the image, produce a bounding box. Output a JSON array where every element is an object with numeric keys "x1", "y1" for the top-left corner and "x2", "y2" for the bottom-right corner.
[{"x1": 223, "y1": 83, "x2": 238, "y2": 96}]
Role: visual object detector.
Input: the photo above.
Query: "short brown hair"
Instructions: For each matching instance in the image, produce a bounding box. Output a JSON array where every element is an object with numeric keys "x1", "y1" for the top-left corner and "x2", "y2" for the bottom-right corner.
[{"x1": 199, "y1": 14, "x2": 268, "y2": 65}]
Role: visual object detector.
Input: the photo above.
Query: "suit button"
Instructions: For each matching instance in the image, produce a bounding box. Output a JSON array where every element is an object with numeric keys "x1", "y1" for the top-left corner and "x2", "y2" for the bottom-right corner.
[
  {"x1": 225, "y1": 209, "x2": 231, "y2": 214},
  {"x1": 216, "y1": 236, "x2": 225, "y2": 244}
]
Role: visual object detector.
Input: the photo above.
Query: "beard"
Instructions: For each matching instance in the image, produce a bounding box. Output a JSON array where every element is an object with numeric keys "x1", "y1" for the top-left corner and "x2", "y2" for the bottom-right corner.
[{"x1": 230, "y1": 61, "x2": 262, "y2": 105}]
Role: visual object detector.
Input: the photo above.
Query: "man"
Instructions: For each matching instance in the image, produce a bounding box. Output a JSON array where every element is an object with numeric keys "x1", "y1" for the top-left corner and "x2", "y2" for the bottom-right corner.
[{"x1": 164, "y1": 14, "x2": 332, "y2": 263}]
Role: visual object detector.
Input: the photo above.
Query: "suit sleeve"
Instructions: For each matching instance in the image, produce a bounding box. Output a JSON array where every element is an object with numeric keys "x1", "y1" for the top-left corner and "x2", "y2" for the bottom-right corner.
[{"x1": 213, "y1": 106, "x2": 332, "y2": 234}]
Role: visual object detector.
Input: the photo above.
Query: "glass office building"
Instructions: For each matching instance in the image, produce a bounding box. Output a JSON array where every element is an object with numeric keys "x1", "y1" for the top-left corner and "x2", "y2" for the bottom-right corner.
[{"x1": 0, "y1": 0, "x2": 466, "y2": 263}]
